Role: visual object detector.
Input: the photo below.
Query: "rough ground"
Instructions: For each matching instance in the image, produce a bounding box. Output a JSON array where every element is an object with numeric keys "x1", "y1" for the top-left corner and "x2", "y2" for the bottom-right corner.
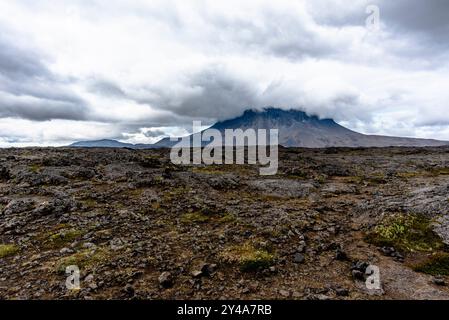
[{"x1": 1, "y1": 146, "x2": 449, "y2": 300}]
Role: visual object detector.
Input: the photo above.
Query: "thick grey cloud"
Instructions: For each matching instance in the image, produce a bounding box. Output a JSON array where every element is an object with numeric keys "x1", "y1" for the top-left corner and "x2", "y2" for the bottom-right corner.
[
  {"x1": 370, "y1": 0, "x2": 449, "y2": 61},
  {"x1": 0, "y1": 34, "x2": 89, "y2": 121},
  {"x1": 143, "y1": 129, "x2": 166, "y2": 138},
  {"x1": 1, "y1": 0, "x2": 449, "y2": 146},
  {"x1": 0, "y1": 93, "x2": 87, "y2": 121},
  {"x1": 196, "y1": 8, "x2": 341, "y2": 60},
  {"x1": 310, "y1": 0, "x2": 449, "y2": 59},
  {"x1": 0, "y1": 37, "x2": 51, "y2": 81},
  {"x1": 381, "y1": 0, "x2": 449, "y2": 41},
  {"x1": 311, "y1": 0, "x2": 449, "y2": 36},
  {"x1": 87, "y1": 79, "x2": 126, "y2": 98},
  {"x1": 136, "y1": 67, "x2": 258, "y2": 121},
  {"x1": 107, "y1": 63, "x2": 370, "y2": 130}
]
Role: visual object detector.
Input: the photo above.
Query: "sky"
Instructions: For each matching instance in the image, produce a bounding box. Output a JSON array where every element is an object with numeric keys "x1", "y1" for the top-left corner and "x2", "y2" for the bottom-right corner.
[{"x1": 0, "y1": 0, "x2": 449, "y2": 146}]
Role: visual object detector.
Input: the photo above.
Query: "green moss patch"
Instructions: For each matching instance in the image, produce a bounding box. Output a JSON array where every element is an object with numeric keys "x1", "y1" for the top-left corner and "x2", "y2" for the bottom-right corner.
[
  {"x1": 219, "y1": 212, "x2": 237, "y2": 223},
  {"x1": 181, "y1": 210, "x2": 237, "y2": 225},
  {"x1": 397, "y1": 171, "x2": 423, "y2": 179},
  {"x1": 367, "y1": 174, "x2": 387, "y2": 184},
  {"x1": 430, "y1": 168, "x2": 449, "y2": 176},
  {"x1": 56, "y1": 248, "x2": 110, "y2": 273},
  {"x1": 343, "y1": 176, "x2": 364, "y2": 184},
  {"x1": 413, "y1": 253, "x2": 449, "y2": 276},
  {"x1": 365, "y1": 214, "x2": 444, "y2": 253},
  {"x1": 219, "y1": 242, "x2": 275, "y2": 272},
  {"x1": 162, "y1": 187, "x2": 190, "y2": 201},
  {"x1": 181, "y1": 211, "x2": 211, "y2": 224},
  {"x1": 0, "y1": 244, "x2": 19, "y2": 258},
  {"x1": 46, "y1": 229, "x2": 84, "y2": 249},
  {"x1": 192, "y1": 164, "x2": 253, "y2": 175},
  {"x1": 81, "y1": 198, "x2": 97, "y2": 209},
  {"x1": 29, "y1": 164, "x2": 42, "y2": 173},
  {"x1": 33, "y1": 225, "x2": 84, "y2": 249}
]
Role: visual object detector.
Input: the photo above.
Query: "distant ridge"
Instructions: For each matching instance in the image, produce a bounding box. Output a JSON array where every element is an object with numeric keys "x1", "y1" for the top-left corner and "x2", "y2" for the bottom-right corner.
[
  {"x1": 70, "y1": 139, "x2": 155, "y2": 149},
  {"x1": 70, "y1": 108, "x2": 449, "y2": 149},
  {"x1": 70, "y1": 139, "x2": 134, "y2": 148}
]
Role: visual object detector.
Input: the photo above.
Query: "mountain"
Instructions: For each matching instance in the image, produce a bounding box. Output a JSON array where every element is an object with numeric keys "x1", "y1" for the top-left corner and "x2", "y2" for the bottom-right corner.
[
  {"x1": 70, "y1": 139, "x2": 133, "y2": 148},
  {"x1": 70, "y1": 139, "x2": 155, "y2": 149},
  {"x1": 70, "y1": 108, "x2": 449, "y2": 149},
  {"x1": 153, "y1": 108, "x2": 449, "y2": 148}
]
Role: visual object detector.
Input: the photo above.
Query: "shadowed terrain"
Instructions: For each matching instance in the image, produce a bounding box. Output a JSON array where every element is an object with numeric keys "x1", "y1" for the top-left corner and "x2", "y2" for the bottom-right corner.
[{"x1": 1, "y1": 146, "x2": 449, "y2": 299}]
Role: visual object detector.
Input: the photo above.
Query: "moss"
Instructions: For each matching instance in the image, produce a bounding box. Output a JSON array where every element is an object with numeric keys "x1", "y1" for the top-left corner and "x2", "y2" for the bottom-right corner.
[
  {"x1": 429, "y1": 168, "x2": 449, "y2": 176},
  {"x1": 56, "y1": 247, "x2": 110, "y2": 273},
  {"x1": 393, "y1": 168, "x2": 449, "y2": 179},
  {"x1": 219, "y1": 242, "x2": 275, "y2": 272},
  {"x1": 162, "y1": 187, "x2": 190, "y2": 201},
  {"x1": 193, "y1": 164, "x2": 253, "y2": 175},
  {"x1": 46, "y1": 229, "x2": 83, "y2": 249},
  {"x1": 181, "y1": 211, "x2": 210, "y2": 224},
  {"x1": 219, "y1": 212, "x2": 237, "y2": 224},
  {"x1": 181, "y1": 210, "x2": 237, "y2": 225},
  {"x1": 33, "y1": 225, "x2": 84, "y2": 249},
  {"x1": 151, "y1": 201, "x2": 161, "y2": 210},
  {"x1": 145, "y1": 256, "x2": 158, "y2": 267},
  {"x1": 397, "y1": 171, "x2": 423, "y2": 179},
  {"x1": 0, "y1": 244, "x2": 19, "y2": 258},
  {"x1": 95, "y1": 228, "x2": 112, "y2": 239},
  {"x1": 139, "y1": 201, "x2": 165, "y2": 215},
  {"x1": 256, "y1": 194, "x2": 290, "y2": 202},
  {"x1": 81, "y1": 198, "x2": 97, "y2": 209},
  {"x1": 29, "y1": 164, "x2": 42, "y2": 173},
  {"x1": 125, "y1": 188, "x2": 144, "y2": 198},
  {"x1": 153, "y1": 175, "x2": 164, "y2": 184},
  {"x1": 367, "y1": 174, "x2": 387, "y2": 184},
  {"x1": 343, "y1": 176, "x2": 364, "y2": 184},
  {"x1": 413, "y1": 253, "x2": 449, "y2": 276},
  {"x1": 315, "y1": 175, "x2": 327, "y2": 184},
  {"x1": 365, "y1": 214, "x2": 444, "y2": 253}
]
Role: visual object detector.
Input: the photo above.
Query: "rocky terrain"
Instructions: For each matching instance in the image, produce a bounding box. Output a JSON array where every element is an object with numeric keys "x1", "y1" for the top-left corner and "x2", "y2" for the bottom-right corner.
[{"x1": 1, "y1": 146, "x2": 449, "y2": 300}]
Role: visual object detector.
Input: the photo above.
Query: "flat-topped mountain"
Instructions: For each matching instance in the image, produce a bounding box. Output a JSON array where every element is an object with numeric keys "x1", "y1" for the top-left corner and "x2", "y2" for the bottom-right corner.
[
  {"x1": 71, "y1": 108, "x2": 449, "y2": 148},
  {"x1": 152, "y1": 108, "x2": 448, "y2": 148}
]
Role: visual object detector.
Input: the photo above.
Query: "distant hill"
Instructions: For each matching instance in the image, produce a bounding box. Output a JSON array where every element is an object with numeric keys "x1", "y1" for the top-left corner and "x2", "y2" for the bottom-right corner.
[
  {"x1": 70, "y1": 139, "x2": 134, "y2": 148},
  {"x1": 70, "y1": 139, "x2": 155, "y2": 149},
  {"x1": 70, "y1": 108, "x2": 449, "y2": 149}
]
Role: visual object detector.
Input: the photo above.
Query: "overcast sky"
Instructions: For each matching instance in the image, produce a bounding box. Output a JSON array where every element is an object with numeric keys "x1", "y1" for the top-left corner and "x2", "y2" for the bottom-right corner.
[{"x1": 1, "y1": 0, "x2": 449, "y2": 146}]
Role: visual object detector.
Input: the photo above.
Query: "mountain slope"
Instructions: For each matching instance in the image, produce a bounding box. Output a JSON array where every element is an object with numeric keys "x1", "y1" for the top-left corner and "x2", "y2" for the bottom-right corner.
[
  {"x1": 70, "y1": 139, "x2": 135, "y2": 148},
  {"x1": 153, "y1": 108, "x2": 448, "y2": 148},
  {"x1": 70, "y1": 108, "x2": 449, "y2": 149},
  {"x1": 70, "y1": 139, "x2": 156, "y2": 149}
]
